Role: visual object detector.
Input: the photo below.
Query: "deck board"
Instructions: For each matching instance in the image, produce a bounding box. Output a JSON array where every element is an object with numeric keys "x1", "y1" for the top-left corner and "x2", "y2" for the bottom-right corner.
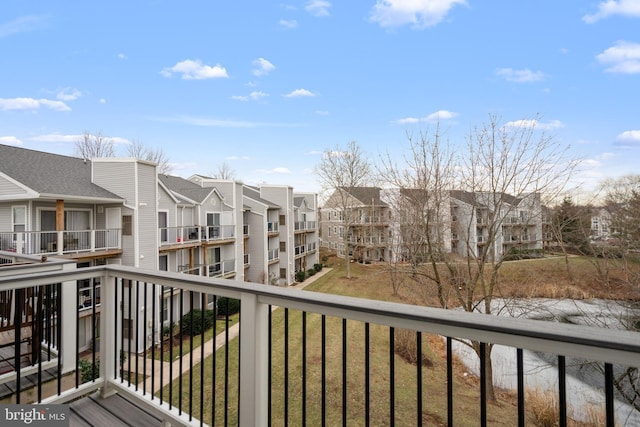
[{"x1": 70, "y1": 393, "x2": 163, "y2": 427}]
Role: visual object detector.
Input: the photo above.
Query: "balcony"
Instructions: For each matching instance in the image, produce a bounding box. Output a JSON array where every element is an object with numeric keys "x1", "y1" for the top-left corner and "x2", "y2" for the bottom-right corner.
[
  {"x1": 354, "y1": 216, "x2": 387, "y2": 225},
  {"x1": 267, "y1": 222, "x2": 279, "y2": 235},
  {"x1": 294, "y1": 221, "x2": 317, "y2": 233},
  {"x1": 267, "y1": 248, "x2": 279, "y2": 263},
  {"x1": 0, "y1": 252, "x2": 638, "y2": 426},
  {"x1": 0, "y1": 230, "x2": 121, "y2": 257},
  {"x1": 159, "y1": 225, "x2": 235, "y2": 249}
]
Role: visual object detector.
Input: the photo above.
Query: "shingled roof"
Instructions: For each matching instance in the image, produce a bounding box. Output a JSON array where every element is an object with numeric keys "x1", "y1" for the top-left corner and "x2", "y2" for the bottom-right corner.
[
  {"x1": 0, "y1": 144, "x2": 122, "y2": 201},
  {"x1": 158, "y1": 174, "x2": 215, "y2": 204},
  {"x1": 340, "y1": 187, "x2": 388, "y2": 206}
]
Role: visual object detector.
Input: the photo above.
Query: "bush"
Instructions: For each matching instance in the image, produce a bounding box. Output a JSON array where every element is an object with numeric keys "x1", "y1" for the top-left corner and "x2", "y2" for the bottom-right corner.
[
  {"x1": 295, "y1": 270, "x2": 306, "y2": 282},
  {"x1": 307, "y1": 268, "x2": 316, "y2": 277},
  {"x1": 217, "y1": 297, "x2": 240, "y2": 316},
  {"x1": 393, "y1": 329, "x2": 432, "y2": 367},
  {"x1": 180, "y1": 309, "x2": 214, "y2": 336},
  {"x1": 313, "y1": 263, "x2": 323, "y2": 272},
  {"x1": 79, "y1": 358, "x2": 99, "y2": 383}
]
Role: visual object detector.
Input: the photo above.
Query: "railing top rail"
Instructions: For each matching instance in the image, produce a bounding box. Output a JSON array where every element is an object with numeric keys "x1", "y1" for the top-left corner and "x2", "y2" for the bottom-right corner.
[{"x1": 0, "y1": 263, "x2": 638, "y2": 367}]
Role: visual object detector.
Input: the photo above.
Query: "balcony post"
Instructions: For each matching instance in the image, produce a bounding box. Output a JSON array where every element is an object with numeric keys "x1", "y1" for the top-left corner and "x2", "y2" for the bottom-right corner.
[
  {"x1": 100, "y1": 270, "x2": 118, "y2": 397},
  {"x1": 239, "y1": 292, "x2": 269, "y2": 427},
  {"x1": 60, "y1": 262, "x2": 77, "y2": 375},
  {"x1": 90, "y1": 230, "x2": 95, "y2": 252}
]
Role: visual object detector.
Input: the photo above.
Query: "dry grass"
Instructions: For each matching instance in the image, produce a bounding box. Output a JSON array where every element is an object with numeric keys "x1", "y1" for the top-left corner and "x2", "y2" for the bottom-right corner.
[{"x1": 526, "y1": 388, "x2": 618, "y2": 427}]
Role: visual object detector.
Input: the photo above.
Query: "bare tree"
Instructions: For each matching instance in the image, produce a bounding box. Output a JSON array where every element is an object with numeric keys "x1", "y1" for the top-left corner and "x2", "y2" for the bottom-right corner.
[
  {"x1": 380, "y1": 115, "x2": 575, "y2": 401},
  {"x1": 126, "y1": 140, "x2": 172, "y2": 174},
  {"x1": 316, "y1": 141, "x2": 372, "y2": 279},
  {"x1": 74, "y1": 131, "x2": 115, "y2": 159},
  {"x1": 210, "y1": 162, "x2": 237, "y2": 180}
]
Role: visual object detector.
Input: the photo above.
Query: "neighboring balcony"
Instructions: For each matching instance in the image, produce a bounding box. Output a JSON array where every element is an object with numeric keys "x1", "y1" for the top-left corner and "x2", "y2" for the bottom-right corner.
[
  {"x1": 353, "y1": 216, "x2": 387, "y2": 225},
  {"x1": 294, "y1": 221, "x2": 317, "y2": 233},
  {"x1": 158, "y1": 225, "x2": 235, "y2": 249},
  {"x1": 0, "y1": 229, "x2": 121, "y2": 257},
  {"x1": 268, "y1": 248, "x2": 279, "y2": 263},
  {"x1": 267, "y1": 222, "x2": 279, "y2": 235},
  {"x1": 0, "y1": 253, "x2": 637, "y2": 427}
]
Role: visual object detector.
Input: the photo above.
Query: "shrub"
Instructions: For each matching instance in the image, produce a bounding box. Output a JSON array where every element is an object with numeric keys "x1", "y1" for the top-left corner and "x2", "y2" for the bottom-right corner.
[
  {"x1": 79, "y1": 358, "x2": 99, "y2": 383},
  {"x1": 393, "y1": 329, "x2": 432, "y2": 367},
  {"x1": 217, "y1": 297, "x2": 240, "y2": 316},
  {"x1": 180, "y1": 309, "x2": 214, "y2": 336},
  {"x1": 307, "y1": 268, "x2": 316, "y2": 277},
  {"x1": 295, "y1": 270, "x2": 306, "y2": 282},
  {"x1": 313, "y1": 263, "x2": 323, "y2": 272}
]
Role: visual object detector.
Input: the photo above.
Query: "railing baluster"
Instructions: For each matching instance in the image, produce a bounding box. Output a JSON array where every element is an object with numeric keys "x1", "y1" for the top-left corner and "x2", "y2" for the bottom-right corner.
[
  {"x1": 224, "y1": 297, "x2": 230, "y2": 427},
  {"x1": 200, "y1": 293, "x2": 205, "y2": 425},
  {"x1": 92, "y1": 278, "x2": 97, "y2": 383},
  {"x1": 212, "y1": 295, "x2": 218, "y2": 425},
  {"x1": 302, "y1": 311, "x2": 307, "y2": 426},
  {"x1": 343, "y1": 318, "x2": 348, "y2": 427},
  {"x1": 447, "y1": 336, "x2": 453, "y2": 427},
  {"x1": 268, "y1": 306, "x2": 272, "y2": 427},
  {"x1": 75, "y1": 283, "x2": 80, "y2": 388},
  {"x1": 480, "y1": 342, "x2": 487, "y2": 427},
  {"x1": 558, "y1": 355, "x2": 567, "y2": 427},
  {"x1": 152, "y1": 284, "x2": 156, "y2": 400},
  {"x1": 322, "y1": 315, "x2": 326, "y2": 427},
  {"x1": 37, "y1": 286, "x2": 44, "y2": 402},
  {"x1": 284, "y1": 308, "x2": 289, "y2": 427},
  {"x1": 143, "y1": 282, "x2": 148, "y2": 396},
  {"x1": 56, "y1": 283, "x2": 62, "y2": 396},
  {"x1": 169, "y1": 286, "x2": 174, "y2": 408},
  {"x1": 179, "y1": 289, "x2": 184, "y2": 415},
  {"x1": 365, "y1": 323, "x2": 370, "y2": 427},
  {"x1": 389, "y1": 327, "x2": 395, "y2": 427},
  {"x1": 517, "y1": 348, "x2": 524, "y2": 427},
  {"x1": 417, "y1": 331, "x2": 422, "y2": 427},
  {"x1": 605, "y1": 363, "x2": 615, "y2": 427},
  {"x1": 14, "y1": 287, "x2": 22, "y2": 403},
  {"x1": 115, "y1": 277, "x2": 120, "y2": 381},
  {"x1": 189, "y1": 292, "x2": 194, "y2": 420},
  {"x1": 135, "y1": 281, "x2": 140, "y2": 392}
]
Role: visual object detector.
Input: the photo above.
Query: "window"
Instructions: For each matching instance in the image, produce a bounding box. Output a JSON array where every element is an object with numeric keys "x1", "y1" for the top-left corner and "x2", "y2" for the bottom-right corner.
[
  {"x1": 280, "y1": 268, "x2": 287, "y2": 279},
  {"x1": 122, "y1": 215, "x2": 133, "y2": 236},
  {"x1": 159, "y1": 255, "x2": 168, "y2": 271},
  {"x1": 12, "y1": 206, "x2": 26, "y2": 232},
  {"x1": 327, "y1": 227, "x2": 331, "y2": 237},
  {"x1": 279, "y1": 214, "x2": 286, "y2": 226},
  {"x1": 280, "y1": 241, "x2": 286, "y2": 252}
]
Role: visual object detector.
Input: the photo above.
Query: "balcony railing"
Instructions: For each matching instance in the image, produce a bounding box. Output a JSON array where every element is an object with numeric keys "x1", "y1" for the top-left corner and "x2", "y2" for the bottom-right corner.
[
  {"x1": 159, "y1": 225, "x2": 235, "y2": 247},
  {"x1": 0, "y1": 252, "x2": 638, "y2": 427},
  {"x1": 243, "y1": 224, "x2": 249, "y2": 236},
  {"x1": 207, "y1": 259, "x2": 236, "y2": 278},
  {"x1": 294, "y1": 221, "x2": 317, "y2": 232},
  {"x1": 267, "y1": 222, "x2": 279, "y2": 234},
  {"x1": 268, "y1": 248, "x2": 279, "y2": 262},
  {"x1": 0, "y1": 229, "x2": 121, "y2": 256}
]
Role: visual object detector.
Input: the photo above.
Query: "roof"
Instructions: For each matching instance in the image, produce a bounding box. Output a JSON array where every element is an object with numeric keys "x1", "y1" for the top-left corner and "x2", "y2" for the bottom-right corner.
[
  {"x1": 158, "y1": 174, "x2": 215, "y2": 204},
  {"x1": 243, "y1": 185, "x2": 280, "y2": 209},
  {"x1": 0, "y1": 144, "x2": 123, "y2": 201},
  {"x1": 450, "y1": 190, "x2": 522, "y2": 207},
  {"x1": 341, "y1": 187, "x2": 388, "y2": 206}
]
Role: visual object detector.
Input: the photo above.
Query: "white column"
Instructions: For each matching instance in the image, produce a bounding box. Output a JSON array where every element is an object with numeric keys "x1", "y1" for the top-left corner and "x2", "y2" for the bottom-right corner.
[
  {"x1": 60, "y1": 262, "x2": 77, "y2": 375},
  {"x1": 238, "y1": 292, "x2": 269, "y2": 427}
]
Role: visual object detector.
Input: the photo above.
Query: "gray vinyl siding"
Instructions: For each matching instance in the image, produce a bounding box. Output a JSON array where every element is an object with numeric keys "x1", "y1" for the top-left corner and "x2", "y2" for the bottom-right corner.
[
  {"x1": 158, "y1": 186, "x2": 177, "y2": 227},
  {"x1": 137, "y1": 163, "x2": 158, "y2": 270},
  {"x1": 92, "y1": 161, "x2": 138, "y2": 205},
  {"x1": 0, "y1": 176, "x2": 28, "y2": 196},
  {"x1": 0, "y1": 204, "x2": 11, "y2": 231},
  {"x1": 120, "y1": 206, "x2": 136, "y2": 266}
]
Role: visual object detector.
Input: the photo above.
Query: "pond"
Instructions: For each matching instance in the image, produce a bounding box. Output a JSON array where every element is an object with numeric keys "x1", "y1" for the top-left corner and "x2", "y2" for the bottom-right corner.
[{"x1": 451, "y1": 299, "x2": 640, "y2": 426}]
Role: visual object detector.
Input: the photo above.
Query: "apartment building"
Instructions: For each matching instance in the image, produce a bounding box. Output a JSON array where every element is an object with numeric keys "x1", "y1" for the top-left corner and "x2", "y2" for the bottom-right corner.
[
  {"x1": 321, "y1": 186, "x2": 543, "y2": 263},
  {"x1": 0, "y1": 144, "x2": 318, "y2": 354}
]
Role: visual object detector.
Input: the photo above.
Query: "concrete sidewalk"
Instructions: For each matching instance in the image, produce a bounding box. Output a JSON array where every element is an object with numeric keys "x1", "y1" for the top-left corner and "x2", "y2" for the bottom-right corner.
[{"x1": 138, "y1": 267, "x2": 332, "y2": 393}]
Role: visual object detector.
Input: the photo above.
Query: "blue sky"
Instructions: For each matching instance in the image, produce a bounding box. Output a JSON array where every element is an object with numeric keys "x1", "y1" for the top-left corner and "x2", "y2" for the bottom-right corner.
[{"x1": 1, "y1": 1, "x2": 639, "y2": 194}]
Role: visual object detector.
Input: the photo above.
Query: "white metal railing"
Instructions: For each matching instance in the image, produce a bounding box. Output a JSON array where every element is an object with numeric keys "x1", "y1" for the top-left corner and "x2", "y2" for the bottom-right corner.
[
  {"x1": 244, "y1": 253, "x2": 250, "y2": 266},
  {"x1": 306, "y1": 241, "x2": 317, "y2": 252},
  {"x1": 207, "y1": 259, "x2": 236, "y2": 277},
  {"x1": 1, "y1": 257, "x2": 639, "y2": 426},
  {"x1": 294, "y1": 221, "x2": 317, "y2": 231},
  {"x1": 268, "y1": 248, "x2": 279, "y2": 261},
  {"x1": 294, "y1": 245, "x2": 305, "y2": 256},
  {"x1": 0, "y1": 229, "x2": 121, "y2": 255},
  {"x1": 267, "y1": 222, "x2": 279, "y2": 233}
]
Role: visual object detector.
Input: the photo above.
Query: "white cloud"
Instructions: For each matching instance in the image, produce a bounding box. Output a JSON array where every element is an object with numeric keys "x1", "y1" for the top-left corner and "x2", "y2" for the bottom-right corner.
[
  {"x1": 315, "y1": 110, "x2": 329, "y2": 115},
  {"x1": 370, "y1": 0, "x2": 466, "y2": 29},
  {"x1": 495, "y1": 68, "x2": 546, "y2": 82},
  {"x1": 161, "y1": 59, "x2": 229, "y2": 80},
  {"x1": 231, "y1": 91, "x2": 268, "y2": 102},
  {"x1": 503, "y1": 119, "x2": 564, "y2": 131},
  {"x1": 0, "y1": 97, "x2": 70, "y2": 112},
  {"x1": 117, "y1": 53, "x2": 127, "y2": 60},
  {"x1": 56, "y1": 88, "x2": 82, "y2": 101},
  {"x1": 283, "y1": 88, "x2": 316, "y2": 98},
  {"x1": 225, "y1": 155, "x2": 250, "y2": 160},
  {"x1": 596, "y1": 40, "x2": 640, "y2": 74},
  {"x1": 30, "y1": 133, "x2": 129, "y2": 145},
  {"x1": 307, "y1": 150, "x2": 323, "y2": 155},
  {"x1": 583, "y1": 0, "x2": 640, "y2": 23},
  {"x1": 256, "y1": 167, "x2": 292, "y2": 174},
  {"x1": 0, "y1": 136, "x2": 23, "y2": 146},
  {"x1": 306, "y1": 0, "x2": 331, "y2": 17},
  {"x1": 0, "y1": 15, "x2": 45, "y2": 39},
  {"x1": 615, "y1": 130, "x2": 640, "y2": 146},
  {"x1": 252, "y1": 58, "x2": 275, "y2": 76},
  {"x1": 279, "y1": 19, "x2": 298, "y2": 28},
  {"x1": 394, "y1": 110, "x2": 458, "y2": 124},
  {"x1": 99, "y1": 98, "x2": 107, "y2": 104}
]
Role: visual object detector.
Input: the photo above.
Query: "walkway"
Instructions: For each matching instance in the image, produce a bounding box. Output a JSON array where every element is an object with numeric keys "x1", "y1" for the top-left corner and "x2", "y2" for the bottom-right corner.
[{"x1": 136, "y1": 268, "x2": 332, "y2": 393}]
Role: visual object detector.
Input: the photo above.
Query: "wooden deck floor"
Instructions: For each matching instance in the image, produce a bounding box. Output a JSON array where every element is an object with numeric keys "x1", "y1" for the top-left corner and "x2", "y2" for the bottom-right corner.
[{"x1": 69, "y1": 393, "x2": 163, "y2": 427}]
